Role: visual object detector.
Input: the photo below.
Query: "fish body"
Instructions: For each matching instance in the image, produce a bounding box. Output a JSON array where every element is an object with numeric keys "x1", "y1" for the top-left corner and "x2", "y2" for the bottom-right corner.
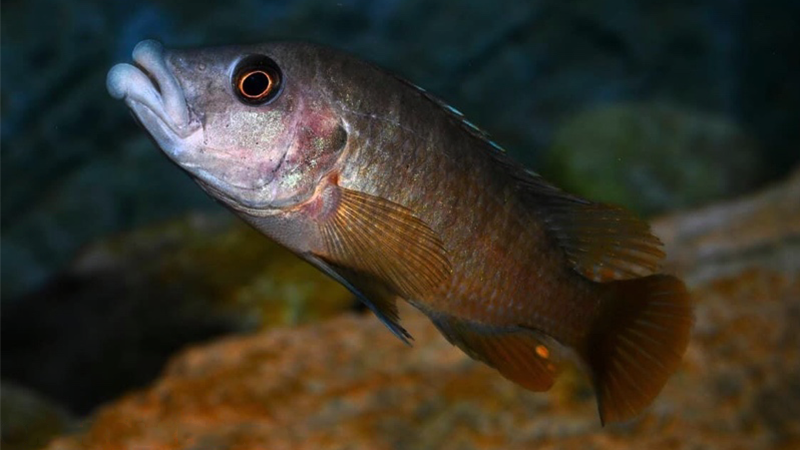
[{"x1": 108, "y1": 40, "x2": 692, "y2": 424}]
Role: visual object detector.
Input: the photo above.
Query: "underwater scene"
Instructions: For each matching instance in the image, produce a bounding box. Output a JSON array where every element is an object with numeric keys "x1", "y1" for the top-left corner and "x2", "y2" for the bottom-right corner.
[{"x1": 2, "y1": 1, "x2": 799, "y2": 449}]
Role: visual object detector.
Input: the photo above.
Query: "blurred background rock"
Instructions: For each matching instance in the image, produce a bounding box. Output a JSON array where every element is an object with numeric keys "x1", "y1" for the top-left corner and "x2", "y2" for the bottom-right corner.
[
  {"x1": 42, "y1": 171, "x2": 800, "y2": 450},
  {"x1": 2, "y1": 0, "x2": 799, "y2": 448},
  {"x1": 545, "y1": 102, "x2": 762, "y2": 215}
]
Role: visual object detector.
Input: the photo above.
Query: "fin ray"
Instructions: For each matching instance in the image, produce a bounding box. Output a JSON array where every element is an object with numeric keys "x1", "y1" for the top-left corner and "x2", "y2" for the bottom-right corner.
[
  {"x1": 428, "y1": 313, "x2": 561, "y2": 392},
  {"x1": 305, "y1": 254, "x2": 412, "y2": 345},
  {"x1": 582, "y1": 274, "x2": 693, "y2": 425},
  {"x1": 485, "y1": 155, "x2": 666, "y2": 282},
  {"x1": 318, "y1": 187, "x2": 452, "y2": 301}
]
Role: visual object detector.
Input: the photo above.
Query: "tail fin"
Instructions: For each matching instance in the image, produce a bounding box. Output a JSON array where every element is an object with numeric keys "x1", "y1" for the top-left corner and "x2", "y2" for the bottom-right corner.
[{"x1": 583, "y1": 275, "x2": 693, "y2": 425}]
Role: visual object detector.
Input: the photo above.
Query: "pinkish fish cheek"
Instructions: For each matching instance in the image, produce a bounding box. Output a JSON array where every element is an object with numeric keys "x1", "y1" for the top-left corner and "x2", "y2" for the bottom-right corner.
[
  {"x1": 273, "y1": 109, "x2": 348, "y2": 189},
  {"x1": 295, "y1": 110, "x2": 348, "y2": 161},
  {"x1": 264, "y1": 113, "x2": 347, "y2": 209}
]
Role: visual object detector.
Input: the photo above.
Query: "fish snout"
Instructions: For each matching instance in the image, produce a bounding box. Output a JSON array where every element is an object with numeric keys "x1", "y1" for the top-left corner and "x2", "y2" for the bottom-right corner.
[{"x1": 106, "y1": 40, "x2": 193, "y2": 137}]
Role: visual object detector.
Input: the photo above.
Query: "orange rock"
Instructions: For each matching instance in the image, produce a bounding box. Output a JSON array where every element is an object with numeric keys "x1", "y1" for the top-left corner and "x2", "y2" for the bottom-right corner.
[{"x1": 47, "y1": 169, "x2": 800, "y2": 450}]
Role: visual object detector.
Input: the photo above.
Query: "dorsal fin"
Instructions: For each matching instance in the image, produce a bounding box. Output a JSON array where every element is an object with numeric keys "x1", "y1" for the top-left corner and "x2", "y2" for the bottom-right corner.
[
  {"x1": 395, "y1": 73, "x2": 663, "y2": 282},
  {"x1": 524, "y1": 171, "x2": 665, "y2": 281},
  {"x1": 392, "y1": 75, "x2": 508, "y2": 154},
  {"x1": 493, "y1": 153, "x2": 665, "y2": 282}
]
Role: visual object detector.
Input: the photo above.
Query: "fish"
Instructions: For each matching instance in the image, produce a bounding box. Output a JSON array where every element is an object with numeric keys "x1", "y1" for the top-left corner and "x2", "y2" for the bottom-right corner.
[{"x1": 107, "y1": 40, "x2": 693, "y2": 424}]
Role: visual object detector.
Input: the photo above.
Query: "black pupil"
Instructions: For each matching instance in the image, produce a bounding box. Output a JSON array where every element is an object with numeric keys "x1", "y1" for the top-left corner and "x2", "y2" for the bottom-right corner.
[
  {"x1": 233, "y1": 55, "x2": 282, "y2": 105},
  {"x1": 242, "y1": 71, "x2": 270, "y2": 97}
]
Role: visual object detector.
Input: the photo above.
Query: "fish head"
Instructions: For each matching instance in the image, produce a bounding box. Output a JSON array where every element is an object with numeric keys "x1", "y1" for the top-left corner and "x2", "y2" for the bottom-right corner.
[{"x1": 107, "y1": 40, "x2": 348, "y2": 212}]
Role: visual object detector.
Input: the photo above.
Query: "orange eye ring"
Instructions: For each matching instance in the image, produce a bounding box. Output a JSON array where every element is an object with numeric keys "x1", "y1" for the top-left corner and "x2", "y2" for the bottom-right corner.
[
  {"x1": 232, "y1": 55, "x2": 283, "y2": 105},
  {"x1": 237, "y1": 70, "x2": 275, "y2": 100}
]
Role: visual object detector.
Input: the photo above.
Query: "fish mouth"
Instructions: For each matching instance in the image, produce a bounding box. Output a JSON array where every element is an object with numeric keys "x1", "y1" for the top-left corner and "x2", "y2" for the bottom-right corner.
[
  {"x1": 107, "y1": 40, "x2": 292, "y2": 213},
  {"x1": 107, "y1": 40, "x2": 201, "y2": 161}
]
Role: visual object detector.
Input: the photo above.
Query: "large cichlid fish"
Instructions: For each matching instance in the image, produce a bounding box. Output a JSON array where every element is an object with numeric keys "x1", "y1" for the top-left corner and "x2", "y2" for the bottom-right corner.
[{"x1": 107, "y1": 40, "x2": 692, "y2": 424}]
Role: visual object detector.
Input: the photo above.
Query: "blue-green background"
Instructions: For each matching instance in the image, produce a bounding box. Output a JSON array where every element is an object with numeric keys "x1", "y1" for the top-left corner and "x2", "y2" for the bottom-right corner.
[{"x1": 2, "y1": 0, "x2": 799, "y2": 419}]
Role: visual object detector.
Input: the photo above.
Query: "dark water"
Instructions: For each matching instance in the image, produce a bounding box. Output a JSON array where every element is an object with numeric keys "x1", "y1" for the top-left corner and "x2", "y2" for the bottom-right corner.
[{"x1": 1, "y1": 0, "x2": 799, "y2": 430}]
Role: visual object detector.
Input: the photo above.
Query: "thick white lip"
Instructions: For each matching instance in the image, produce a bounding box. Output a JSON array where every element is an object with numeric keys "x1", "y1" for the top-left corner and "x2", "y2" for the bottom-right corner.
[
  {"x1": 107, "y1": 40, "x2": 200, "y2": 159},
  {"x1": 107, "y1": 40, "x2": 241, "y2": 197}
]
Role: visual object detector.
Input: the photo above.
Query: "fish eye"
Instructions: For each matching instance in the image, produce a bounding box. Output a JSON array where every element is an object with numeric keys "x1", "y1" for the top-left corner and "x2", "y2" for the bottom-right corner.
[{"x1": 233, "y1": 55, "x2": 283, "y2": 105}]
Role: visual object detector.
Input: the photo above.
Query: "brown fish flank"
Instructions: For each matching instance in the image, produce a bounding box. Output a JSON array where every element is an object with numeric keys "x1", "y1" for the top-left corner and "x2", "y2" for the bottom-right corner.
[{"x1": 107, "y1": 40, "x2": 693, "y2": 424}]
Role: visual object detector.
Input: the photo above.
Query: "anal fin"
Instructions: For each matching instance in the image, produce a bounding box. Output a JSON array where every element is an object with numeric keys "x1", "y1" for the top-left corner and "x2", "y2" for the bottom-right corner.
[{"x1": 429, "y1": 313, "x2": 561, "y2": 391}]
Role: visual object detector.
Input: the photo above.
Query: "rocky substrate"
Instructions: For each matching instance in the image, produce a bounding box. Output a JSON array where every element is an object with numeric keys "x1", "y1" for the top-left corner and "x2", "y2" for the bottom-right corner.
[{"x1": 46, "y1": 169, "x2": 800, "y2": 449}]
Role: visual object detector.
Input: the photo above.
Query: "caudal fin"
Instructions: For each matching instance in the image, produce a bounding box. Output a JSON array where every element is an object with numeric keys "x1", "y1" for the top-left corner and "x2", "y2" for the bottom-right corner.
[{"x1": 583, "y1": 275, "x2": 693, "y2": 425}]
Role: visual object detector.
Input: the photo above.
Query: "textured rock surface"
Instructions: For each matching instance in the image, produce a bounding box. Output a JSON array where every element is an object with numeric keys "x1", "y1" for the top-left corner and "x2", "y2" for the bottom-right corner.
[
  {"x1": 46, "y1": 170, "x2": 800, "y2": 449},
  {"x1": 653, "y1": 167, "x2": 800, "y2": 286}
]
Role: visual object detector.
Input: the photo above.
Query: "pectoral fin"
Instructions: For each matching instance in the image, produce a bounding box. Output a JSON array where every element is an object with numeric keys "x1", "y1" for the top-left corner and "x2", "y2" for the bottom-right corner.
[{"x1": 317, "y1": 187, "x2": 452, "y2": 301}]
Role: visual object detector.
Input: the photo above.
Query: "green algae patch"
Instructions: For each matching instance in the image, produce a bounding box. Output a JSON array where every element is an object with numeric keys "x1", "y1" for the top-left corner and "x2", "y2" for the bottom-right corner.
[{"x1": 546, "y1": 103, "x2": 763, "y2": 216}]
